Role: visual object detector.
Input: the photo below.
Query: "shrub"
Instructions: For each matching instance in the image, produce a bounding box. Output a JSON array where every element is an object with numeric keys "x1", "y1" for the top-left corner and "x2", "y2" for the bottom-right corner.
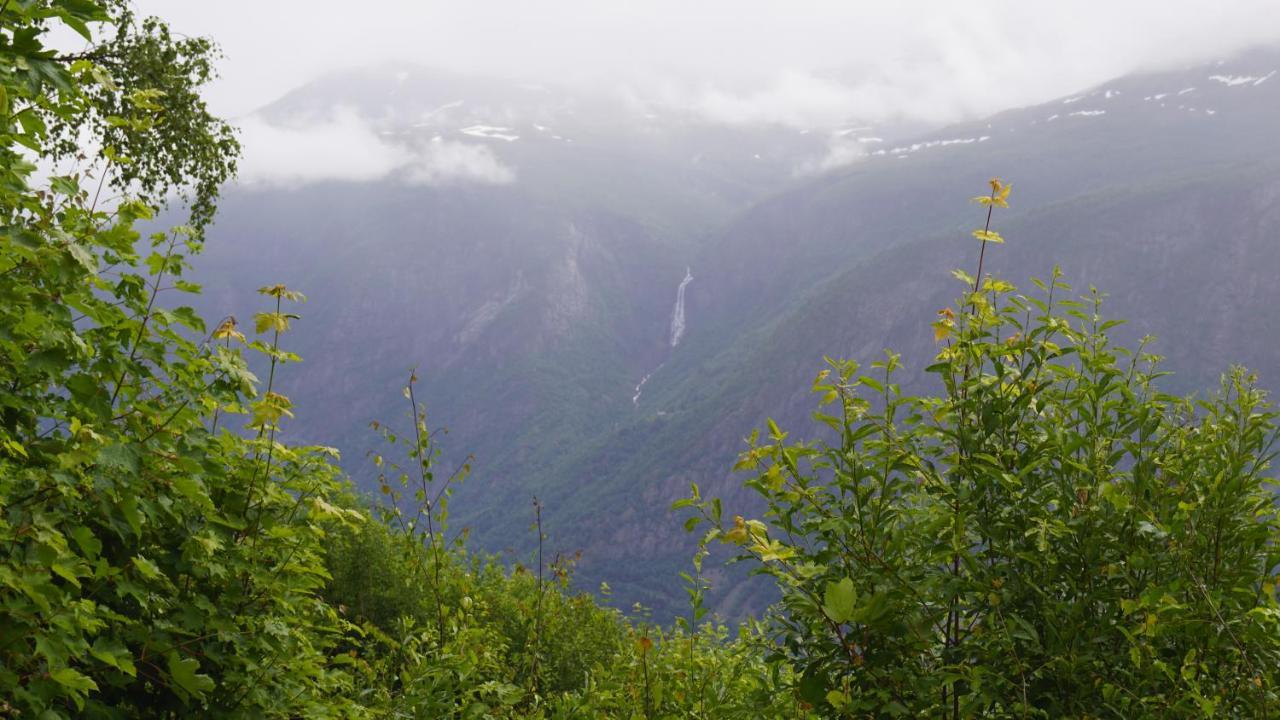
[
  {"x1": 0, "y1": 3, "x2": 364, "y2": 715},
  {"x1": 684, "y1": 180, "x2": 1280, "y2": 717}
]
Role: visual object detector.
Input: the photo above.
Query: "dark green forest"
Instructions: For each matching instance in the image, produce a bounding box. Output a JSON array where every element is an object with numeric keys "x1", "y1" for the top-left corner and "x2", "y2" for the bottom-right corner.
[{"x1": 2, "y1": 3, "x2": 1279, "y2": 718}]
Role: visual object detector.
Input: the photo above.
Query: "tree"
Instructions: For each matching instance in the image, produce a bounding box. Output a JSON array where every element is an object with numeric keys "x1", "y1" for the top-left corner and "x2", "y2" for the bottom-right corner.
[{"x1": 1, "y1": 3, "x2": 363, "y2": 716}]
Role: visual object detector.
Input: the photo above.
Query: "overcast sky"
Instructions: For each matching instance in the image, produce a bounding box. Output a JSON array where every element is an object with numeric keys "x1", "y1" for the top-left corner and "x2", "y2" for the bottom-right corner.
[
  {"x1": 140, "y1": 0, "x2": 1280, "y2": 121},
  {"x1": 130, "y1": 1, "x2": 1280, "y2": 186}
]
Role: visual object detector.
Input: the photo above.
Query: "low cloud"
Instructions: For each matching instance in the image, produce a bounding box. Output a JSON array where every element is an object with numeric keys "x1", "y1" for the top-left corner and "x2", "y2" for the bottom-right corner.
[
  {"x1": 794, "y1": 134, "x2": 870, "y2": 176},
  {"x1": 236, "y1": 109, "x2": 515, "y2": 187},
  {"x1": 407, "y1": 138, "x2": 515, "y2": 185}
]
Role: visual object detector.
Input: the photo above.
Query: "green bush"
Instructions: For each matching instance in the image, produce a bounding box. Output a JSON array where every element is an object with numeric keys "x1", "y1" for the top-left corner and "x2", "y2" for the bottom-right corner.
[
  {"x1": 0, "y1": 7, "x2": 368, "y2": 712},
  {"x1": 683, "y1": 181, "x2": 1280, "y2": 718},
  {"x1": 323, "y1": 376, "x2": 799, "y2": 718}
]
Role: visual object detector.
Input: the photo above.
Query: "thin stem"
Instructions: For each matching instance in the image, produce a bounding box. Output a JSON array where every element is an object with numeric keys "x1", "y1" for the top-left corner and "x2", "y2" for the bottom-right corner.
[
  {"x1": 110, "y1": 232, "x2": 178, "y2": 407},
  {"x1": 89, "y1": 159, "x2": 112, "y2": 217},
  {"x1": 972, "y1": 191, "x2": 997, "y2": 295},
  {"x1": 209, "y1": 334, "x2": 231, "y2": 433},
  {"x1": 946, "y1": 183, "x2": 1000, "y2": 718},
  {"x1": 531, "y1": 496, "x2": 545, "y2": 695},
  {"x1": 642, "y1": 648, "x2": 653, "y2": 720},
  {"x1": 408, "y1": 374, "x2": 447, "y2": 645},
  {"x1": 241, "y1": 296, "x2": 282, "y2": 542}
]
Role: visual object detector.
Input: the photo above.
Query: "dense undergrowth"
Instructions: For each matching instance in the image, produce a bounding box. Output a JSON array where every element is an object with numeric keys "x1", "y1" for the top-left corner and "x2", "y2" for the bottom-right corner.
[{"x1": 2, "y1": 2, "x2": 1279, "y2": 718}]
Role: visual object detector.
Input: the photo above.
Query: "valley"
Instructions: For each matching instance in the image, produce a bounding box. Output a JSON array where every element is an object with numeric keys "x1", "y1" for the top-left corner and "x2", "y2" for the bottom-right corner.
[{"x1": 189, "y1": 47, "x2": 1280, "y2": 618}]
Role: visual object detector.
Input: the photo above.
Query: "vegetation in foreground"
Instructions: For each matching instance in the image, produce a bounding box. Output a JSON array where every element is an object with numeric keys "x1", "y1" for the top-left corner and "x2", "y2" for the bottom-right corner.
[{"x1": 2, "y1": 2, "x2": 1278, "y2": 717}]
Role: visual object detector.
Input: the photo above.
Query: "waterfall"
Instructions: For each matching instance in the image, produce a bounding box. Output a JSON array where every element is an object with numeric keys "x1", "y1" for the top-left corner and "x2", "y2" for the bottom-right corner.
[
  {"x1": 632, "y1": 373, "x2": 652, "y2": 405},
  {"x1": 632, "y1": 364, "x2": 663, "y2": 406},
  {"x1": 634, "y1": 269, "x2": 692, "y2": 407},
  {"x1": 669, "y1": 266, "x2": 693, "y2": 347}
]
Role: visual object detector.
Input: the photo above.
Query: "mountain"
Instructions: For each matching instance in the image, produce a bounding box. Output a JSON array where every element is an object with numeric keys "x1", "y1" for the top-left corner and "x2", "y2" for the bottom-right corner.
[
  {"x1": 188, "y1": 67, "x2": 880, "y2": 605},
  {"x1": 189, "y1": 48, "x2": 1280, "y2": 617}
]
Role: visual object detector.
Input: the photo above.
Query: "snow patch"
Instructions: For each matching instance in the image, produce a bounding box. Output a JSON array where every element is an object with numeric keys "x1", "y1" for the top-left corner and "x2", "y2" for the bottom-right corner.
[
  {"x1": 412, "y1": 100, "x2": 463, "y2": 126},
  {"x1": 1068, "y1": 110, "x2": 1106, "y2": 117},
  {"x1": 872, "y1": 136, "x2": 989, "y2": 157},
  {"x1": 460, "y1": 125, "x2": 520, "y2": 142},
  {"x1": 1208, "y1": 71, "x2": 1275, "y2": 87}
]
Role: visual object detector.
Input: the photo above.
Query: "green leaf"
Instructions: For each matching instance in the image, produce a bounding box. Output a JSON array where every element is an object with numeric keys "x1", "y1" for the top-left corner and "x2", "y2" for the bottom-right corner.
[
  {"x1": 97, "y1": 443, "x2": 140, "y2": 473},
  {"x1": 766, "y1": 417, "x2": 786, "y2": 441},
  {"x1": 825, "y1": 689, "x2": 851, "y2": 709},
  {"x1": 167, "y1": 652, "x2": 215, "y2": 699},
  {"x1": 70, "y1": 526, "x2": 102, "y2": 560},
  {"x1": 131, "y1": 555, "x2": 163, "y2": 580},
  {"x1": 171, "y1": 475, "x2": 207, "y2": 503},
  {"x1": 50, "y1": 667, "x2": 98, "y2": 694},
  {"x1": 822, "y1": 578, "x2": 857, "y2": 624},
  {"x1": 50, "y1": 562, "x2": 81, "y2": 588},
  {"x1": 119, "y1": 495, "x2": 143, "y2": 536},
  {"x1": 90, "y1": 638, "x2": 136, "y2": 677},
  {"x1": 797, "y1": 669, "x2": 827, "y2": 706}
]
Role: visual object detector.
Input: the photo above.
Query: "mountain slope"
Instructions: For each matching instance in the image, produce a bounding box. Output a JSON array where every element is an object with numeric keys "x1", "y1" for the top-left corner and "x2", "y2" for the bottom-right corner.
[
  {"x1": 190, "y1": 49, "x2": 1280, "y2": 617},
  {"x1": 188, "y1": 69, "x2": 864, "y2": 595},
  {"x1": 532, "y1": 48, "x2": 1280, "y2": 614}
]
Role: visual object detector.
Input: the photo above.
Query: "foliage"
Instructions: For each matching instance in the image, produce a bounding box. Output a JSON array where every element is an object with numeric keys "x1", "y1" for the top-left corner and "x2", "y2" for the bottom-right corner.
[
  {"x1": 4, "y1": 3, "x2": 1277, "y2": 718},
  {"x1": 683, "y1": 179, "x2": 1280, "y2": 717},
  {"x1": 324, "y1": 387, "x2": 800, "y2": 718},
  {"x1": 0, "y1": 3, "x2": 354, "y2": 716},
  {"x1": 36, "y1": 0, "x2": 239, "y2": 234},
  {"x1": 0, "y1": 4, "x2": 796, "y2": 717}
]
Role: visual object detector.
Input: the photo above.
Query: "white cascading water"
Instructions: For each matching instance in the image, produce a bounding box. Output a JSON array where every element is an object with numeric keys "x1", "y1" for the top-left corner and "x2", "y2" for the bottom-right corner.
[
  {"x1": 632, "y1": 364, "x2": 662, "y2": 406},
  {"x1": 634, "y1": 268, "x2": 694, "y2": 407},
  {"x1": 669, "y1": 266, "x2": 693, "y2": 347}
]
